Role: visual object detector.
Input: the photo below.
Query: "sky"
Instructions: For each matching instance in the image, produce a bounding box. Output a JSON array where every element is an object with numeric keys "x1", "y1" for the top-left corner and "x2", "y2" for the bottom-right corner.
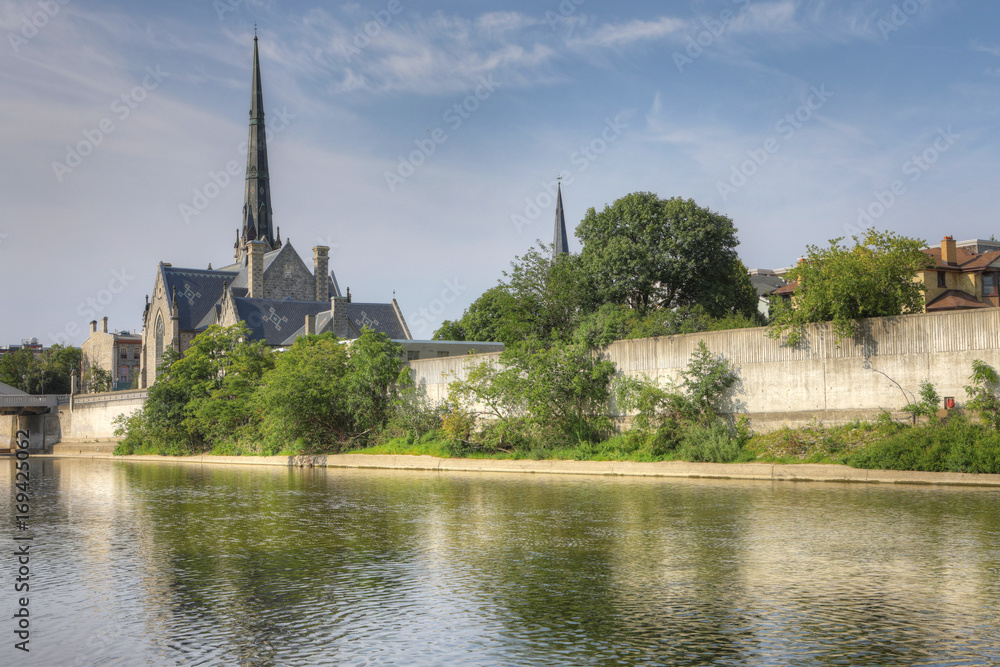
[{"x1": 1, "y1": 0, "x2": 999, "y2": 345}]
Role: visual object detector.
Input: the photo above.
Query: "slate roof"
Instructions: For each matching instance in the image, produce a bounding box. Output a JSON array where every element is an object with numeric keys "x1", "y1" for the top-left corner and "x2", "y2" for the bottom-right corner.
[
  {"x1": 232, "y1": 298, "x2": 410, "y2": 345},
  {"x1": 347, "y1": 302, "x2": 410, "y2": 340},
  {"x1": 232, "y1": 297, "x2": 331, "y2": 345},
  {"x1": 161, "y1": 266, "x2": 238, "y2": 330}
]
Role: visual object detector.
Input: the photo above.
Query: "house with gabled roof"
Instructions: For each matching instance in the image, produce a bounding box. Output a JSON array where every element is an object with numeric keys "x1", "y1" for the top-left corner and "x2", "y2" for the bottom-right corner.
[
  {"x1": 139, "y1": 36, "x2": 410, "y2": 387},
  {"x1": 918, "y1": 236, "x2": 1000, "y2": 312}
]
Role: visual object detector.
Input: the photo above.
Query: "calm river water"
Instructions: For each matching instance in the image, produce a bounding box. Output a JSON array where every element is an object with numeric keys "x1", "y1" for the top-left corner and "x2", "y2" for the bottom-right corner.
[{"x1": 2, "y1": 458, "x2": 999, "y2": 666}]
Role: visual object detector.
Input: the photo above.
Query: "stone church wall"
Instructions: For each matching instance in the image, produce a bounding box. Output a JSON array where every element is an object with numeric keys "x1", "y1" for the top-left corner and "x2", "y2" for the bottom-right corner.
[{"x1": 263, "y1": 250, "x2": 316, "y2": 302}]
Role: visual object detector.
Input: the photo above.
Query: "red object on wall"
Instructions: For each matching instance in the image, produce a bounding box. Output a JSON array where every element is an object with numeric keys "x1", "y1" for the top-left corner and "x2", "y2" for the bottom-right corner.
[{"x1": 944, "y1": 397, "x2": 956, "y2": 410}]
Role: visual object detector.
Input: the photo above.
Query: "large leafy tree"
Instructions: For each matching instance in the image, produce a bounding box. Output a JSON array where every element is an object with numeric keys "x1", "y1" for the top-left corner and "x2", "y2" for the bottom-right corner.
[
  {"x1": 435, "y1": 244, "x2": 597, "y2": 346},
  {"x1": 0, "y1": 344, "x2": 81, "y2": 394},
  {"x1": 576, "y1": 193, "x2": 755, "y2": 318},
  {"x1": 767, "y1": 229, "x2": 934, "y2": 345}
]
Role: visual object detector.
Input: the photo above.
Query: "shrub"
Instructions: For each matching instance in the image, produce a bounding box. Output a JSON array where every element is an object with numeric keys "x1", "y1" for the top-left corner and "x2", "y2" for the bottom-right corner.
[{"x1": 677, "y1": 420, "x2": 744, "y2": 463}]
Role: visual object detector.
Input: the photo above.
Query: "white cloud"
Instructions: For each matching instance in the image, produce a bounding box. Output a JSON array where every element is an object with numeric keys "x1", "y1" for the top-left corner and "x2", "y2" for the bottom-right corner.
[
  {"x1": 572, "y1": 16, "x2": 687, "y2": 48},
  {"x1": 971, "y1": 41, "x2": 1000, "y2": 58}
]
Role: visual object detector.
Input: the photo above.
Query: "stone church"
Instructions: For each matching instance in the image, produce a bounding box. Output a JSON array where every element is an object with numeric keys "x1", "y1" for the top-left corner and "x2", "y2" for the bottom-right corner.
[{"x1": 139, "y1": 36, "x2": 411, "y2": 388}]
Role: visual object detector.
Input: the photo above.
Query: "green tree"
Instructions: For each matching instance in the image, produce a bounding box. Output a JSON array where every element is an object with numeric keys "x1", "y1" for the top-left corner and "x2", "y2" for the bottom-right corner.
[
  {"x1": 83, "y1": 366, "x2": 113, "y2": 393},
  {"x1": 256, "y1": 332, "x2": 352, "y2": 452},
  {"x1": 0, "y1": 348, "x2": 36, "y2": 392},
  {"x1": 0, "y1": 345, "x2": 81, "y2": 394},
  {"x1": 256, "y1": 329, "x2": 408, "y2": 452},
  {"x1": 450, "y1": 340, "x2": 616, "y2": 445},
  {"x1": 576, "y1": 193, "x2": 755, "y2": 318},
  {"x1": 344, "y1": 329, "x2": 408, "y2": 435},
  {"x1": 435, "y1": 245, "x2": 597, "y2": 346},
  {"x1": 767, "y1": 229, "x2": 934, "y2": 345},
  {"x1": 120, "y1": 323, "x2": 271, "y2": 454}
]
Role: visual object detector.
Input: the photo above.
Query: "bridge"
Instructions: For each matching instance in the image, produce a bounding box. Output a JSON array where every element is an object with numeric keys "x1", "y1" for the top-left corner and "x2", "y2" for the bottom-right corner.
[{"x1": 1, "y1": 383, "x2": 59, "y2": 451}]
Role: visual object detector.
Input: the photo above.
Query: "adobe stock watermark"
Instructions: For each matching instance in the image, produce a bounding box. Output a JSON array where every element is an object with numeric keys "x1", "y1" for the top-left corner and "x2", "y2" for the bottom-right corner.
[
  {"x1": 214, "y1": 0, "x2": 243, "y2": 21},
  {"x1": 876, "y1": 0, "x2": 930, "y2": 40},
  {"x1": 342, "y1": 0, "x2": 414, "y2": 62},
  {"x1": 48, "y1": 267, "x2": 135, "y2": 345},
  {"x1": 179, "y1": 106, "x2": 296, "y2": 224},
  {"x1": 384, "y1": 75, "x2": 501, "y2": 192},
  {"x1": 545, "y1": 0, "x2": 586, "y2": 35},
  {"x1": 7, "y1": 0, "x2": 70, "y2": 54},
  {"x1": 408, "y1": 278, "x2": 467, "y2": 338},
  {"x1": 51, "y1": 66, "x2": 169, "y2": 183},
  {"x1": 673, "y1": 0, "x2": 750, "y2": 73},
  {"x1": 716, "y1": 85, "x2": 833, "y2": 201},
  {"x1": 512, "y1": 113, "x2": 628, "y2": 233},
  {"x1": 847, "y1": 126, "x2": 959, "y2": 236}
]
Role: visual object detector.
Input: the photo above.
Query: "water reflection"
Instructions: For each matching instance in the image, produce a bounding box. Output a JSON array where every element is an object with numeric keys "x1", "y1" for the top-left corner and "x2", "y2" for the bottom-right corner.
[{"x1": 3, "y1": 459, "x2": 999, "y2": 666}]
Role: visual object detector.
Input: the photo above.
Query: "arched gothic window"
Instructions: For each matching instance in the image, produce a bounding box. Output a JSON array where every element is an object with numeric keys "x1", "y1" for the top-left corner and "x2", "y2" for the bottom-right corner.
[{"x1": 154, "y1": 313, "x2": 165, "y2": 367}]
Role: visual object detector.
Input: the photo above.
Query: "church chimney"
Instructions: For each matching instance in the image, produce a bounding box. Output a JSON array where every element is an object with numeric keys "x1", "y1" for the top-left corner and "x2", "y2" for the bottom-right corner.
[
  {"x1": 90, "y1": 320, "x2": 97, "y2": 334},
  {"x1": 305, "y1": 313, "x2": 316, "y2": 336},
  {"x1": 248, "y1": 241, "x2": 266, "y2": 298},
  {"x1": 101, "y1": 317, "x2": 108, "y2": 333},
  {"x1": 313, "y1": 246, "x2": 330, "y2": 302},
  {"x1": 331, "y1": 295, "x2": 349, "y2": 338}
]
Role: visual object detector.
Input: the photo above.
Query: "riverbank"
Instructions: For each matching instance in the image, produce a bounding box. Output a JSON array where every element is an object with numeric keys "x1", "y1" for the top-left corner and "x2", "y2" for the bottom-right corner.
[{"x1": 36, "y1": 445, "x2": 1000, "y2": 487}]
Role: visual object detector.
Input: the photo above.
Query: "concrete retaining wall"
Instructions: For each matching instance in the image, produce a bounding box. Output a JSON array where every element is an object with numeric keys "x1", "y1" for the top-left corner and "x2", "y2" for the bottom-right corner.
[
  {"x1": 409, "y1": 309, "x2": 1000, "y2": 432},
  {"x1": 58, "y1": 390, "x2": 148, "y2": 442}
]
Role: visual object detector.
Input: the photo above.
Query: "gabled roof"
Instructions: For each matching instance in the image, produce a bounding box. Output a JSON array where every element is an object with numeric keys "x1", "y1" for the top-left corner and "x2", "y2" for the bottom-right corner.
[
  {"x1": 751, "y1": 273, "x2": 786, "y2": 297},
  {"x1": 923, "y1": 246, "x2": 1000, "y2": 272},
  {"x1": 925, "y1": 289, "x2": 990, "y2": 311},
  {"x1": 161, "y1": 266, "x2": 238, "y2": 331}
]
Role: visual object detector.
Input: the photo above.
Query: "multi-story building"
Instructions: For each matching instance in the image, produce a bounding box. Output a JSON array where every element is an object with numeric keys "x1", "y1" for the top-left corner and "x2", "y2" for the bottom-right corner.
[
  {"x1": 80, "y1": 318, "x2": 142, "y2": 391},
  {"x1": 917, "y1": 236, "x2": 1000, "y2": 312}
]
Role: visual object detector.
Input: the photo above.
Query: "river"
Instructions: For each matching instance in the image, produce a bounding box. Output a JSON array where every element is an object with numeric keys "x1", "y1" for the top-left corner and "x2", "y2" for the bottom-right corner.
[{"x1": 2, "y1": 457, "x2": 999, "y2": 666}]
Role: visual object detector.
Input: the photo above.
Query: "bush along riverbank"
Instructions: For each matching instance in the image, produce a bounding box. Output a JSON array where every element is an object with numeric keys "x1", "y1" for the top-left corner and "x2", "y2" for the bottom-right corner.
[{"x1": 114, "y1": 323, "x2": 1000, "y2": 475}]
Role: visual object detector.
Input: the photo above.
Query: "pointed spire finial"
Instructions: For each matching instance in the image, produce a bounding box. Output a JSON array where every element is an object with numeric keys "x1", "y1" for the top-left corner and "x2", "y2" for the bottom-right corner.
[
  {"x1": 553, "y1": 178, "x2": 569, "y2": 259},
  {"x1": 242, "y1": 33, "x2": 275, "y2": 250}
]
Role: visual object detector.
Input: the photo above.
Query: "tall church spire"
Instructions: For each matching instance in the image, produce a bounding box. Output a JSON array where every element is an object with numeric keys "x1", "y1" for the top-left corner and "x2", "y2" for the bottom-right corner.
[
  {"x1": 553, "y1": 180, "x2": 569, "y2": 259},
  {"x1": 242, "y1": 34, "x2": 275, "y2": 252}
]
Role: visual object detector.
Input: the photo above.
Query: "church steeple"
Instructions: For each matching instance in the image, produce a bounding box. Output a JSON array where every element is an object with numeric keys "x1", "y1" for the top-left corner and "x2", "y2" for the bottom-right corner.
[
  {"x1": 553, "y1": 180, "x2": 569, "y2": 259},
  {"x1": 241, "y1": 33, "x2": 275, "y2": 254}
]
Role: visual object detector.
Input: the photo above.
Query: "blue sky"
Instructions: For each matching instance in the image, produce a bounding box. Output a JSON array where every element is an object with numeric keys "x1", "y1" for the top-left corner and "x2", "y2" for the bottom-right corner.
[{"x1": 1, "y1": 0, "x2": 999, "y2": 344}]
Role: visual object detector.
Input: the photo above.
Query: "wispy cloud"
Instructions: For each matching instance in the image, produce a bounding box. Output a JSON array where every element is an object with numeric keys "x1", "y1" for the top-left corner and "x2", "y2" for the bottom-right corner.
[
  {"x1": 571, "y1": 16, "x2": 686, "y2": 48},
  {"x1": 971, "y1": 40, "x2": 1000, "y2": 58}
]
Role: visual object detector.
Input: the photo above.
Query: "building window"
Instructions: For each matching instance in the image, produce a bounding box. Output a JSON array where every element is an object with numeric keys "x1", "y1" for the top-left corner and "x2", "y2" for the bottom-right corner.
[
  {"x1": 119, "y1": 366, "x2": 129, "y2": 383},
  {"x1": 407, "y1": 351, "x2": 420, "y2": 361},
  {"x1": 937, "y1": 271, "x2": 946, "y2": 288},
  {"x1": 154, "y1": 314, "x2": 164, "y2": 366},
  {"x1": 120, "y1": 348, "x2": 128, "y2": 359},
  {"x1": 437, "y1": 351, "x2": 449, "y2": 358},
  {"x1": 984, "y1": 273, "x2": 997, "y2": 296}
]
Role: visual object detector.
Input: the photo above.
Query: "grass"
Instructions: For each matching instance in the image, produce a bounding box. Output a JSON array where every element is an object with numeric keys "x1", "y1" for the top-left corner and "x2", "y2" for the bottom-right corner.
[{"x1": 115, "y1": 414, "x2": 1000, "y2": 475}]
